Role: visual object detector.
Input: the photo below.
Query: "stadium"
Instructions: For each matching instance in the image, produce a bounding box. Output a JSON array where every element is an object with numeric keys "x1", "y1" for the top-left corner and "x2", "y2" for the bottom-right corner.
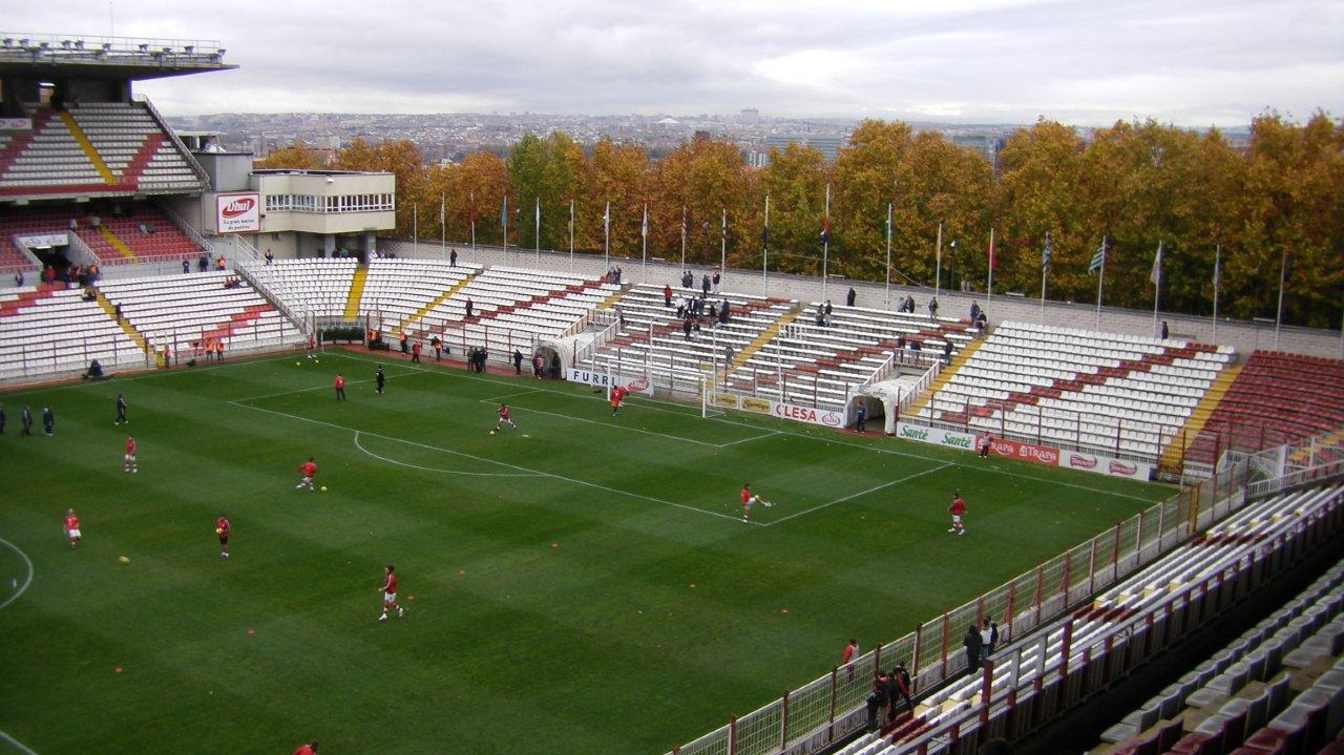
[{"x1": 1, "y1": 28, "x2": 1343, "y2": 755}]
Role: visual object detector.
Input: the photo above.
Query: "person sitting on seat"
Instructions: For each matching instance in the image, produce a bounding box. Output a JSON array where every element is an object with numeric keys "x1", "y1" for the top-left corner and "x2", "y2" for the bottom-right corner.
[{"x1": 82, "y1": 360, "x2": 104, "y2": 381}]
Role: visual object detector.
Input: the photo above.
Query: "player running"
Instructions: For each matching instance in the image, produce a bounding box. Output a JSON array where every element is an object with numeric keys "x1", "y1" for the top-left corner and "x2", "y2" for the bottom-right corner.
[
  {"x1": 378, "y1": 564, "x2": 406, "y2": 622},
  {"x1": 493, "y1": 403, "x2": 517, "y2": 433},
  {"x1": 948, "y1": 491, "x2": 967, "y2": 536},
  {"x1": 64, "y1": 508, "x2": 81, "y2": 548},
  {"x1": 333, "y1": 374, "x2": 346, "y2": 401},
  {"x1": 215, "y1": 515, "x2": 231, "y2": 559},
  {"x1": 610, "y1": 385, "x2": 626, "y2": 417},
  {"x1": 115, "y1": 393, "x2": 128, "y2": 425},
  {"x1": 739, "y1": 482, "x2": 772, "y2": 522},
  {"x1": 123, "y1": 435, "x2": 138, "y2": 473},
  {"x1": 296, "y1": 456, "x2": 318, "y2": 491}
]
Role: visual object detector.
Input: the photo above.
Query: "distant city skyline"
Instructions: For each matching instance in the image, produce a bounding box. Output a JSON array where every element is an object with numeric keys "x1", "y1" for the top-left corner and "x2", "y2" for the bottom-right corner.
[{"x1": 11, "y1": 0, "x2": 1339, "y2": 127}]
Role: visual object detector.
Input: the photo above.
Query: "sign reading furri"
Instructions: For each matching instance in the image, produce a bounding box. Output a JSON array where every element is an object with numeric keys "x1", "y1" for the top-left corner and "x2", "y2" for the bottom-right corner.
[{"x1": 216, "y1": 192, "x2": 261, "y2": 233}]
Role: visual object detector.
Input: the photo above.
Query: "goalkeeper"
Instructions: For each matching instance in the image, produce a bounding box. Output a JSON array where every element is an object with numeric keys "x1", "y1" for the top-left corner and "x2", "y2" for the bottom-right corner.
[{"x1": 739, "y1": 482, "x2": 772, "y2": 522}]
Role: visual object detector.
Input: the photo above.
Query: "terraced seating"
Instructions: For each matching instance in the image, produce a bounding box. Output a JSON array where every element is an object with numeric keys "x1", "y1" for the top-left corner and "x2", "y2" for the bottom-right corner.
[
  {"x1": 1187, "y1": 351, "x2": 1344, "y2": 464},
  {"x1": 0, "y1": 204, "x2": 203, "y2": 266},
  {"x1": 912, "y1": 321, "x2": 1233, "y2": 461},
  {"x1": 0, "y1": 283, "x2": 144, "y2": 379},
  {"x1": 66, "y1": 102, "x2": 200, "y2": 192},
  {"x1": 99, "y1": 271, "x2": 300, "y2": 357},
  {"x1": 357, "y1": 258, "x2": 481, "y2": 334},
  {"x1": 248, "y1": 258, "x2": 356, "y2": 320}
]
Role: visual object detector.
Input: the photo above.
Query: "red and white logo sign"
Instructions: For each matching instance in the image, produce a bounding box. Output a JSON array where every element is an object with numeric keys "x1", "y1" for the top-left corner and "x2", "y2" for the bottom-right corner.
[
  {"x1": 773, "y1": 402, "x2": 843, "y2": 428},
  {"x1": 216, "y1": 192, "x2": 261, "y2": 233},
  {"x1": 989, "y1": 438, "x2": 1060, "y2": 467},
  {"x1": 1068, "y1": 453, "x2": 1099, "y2": 470}
]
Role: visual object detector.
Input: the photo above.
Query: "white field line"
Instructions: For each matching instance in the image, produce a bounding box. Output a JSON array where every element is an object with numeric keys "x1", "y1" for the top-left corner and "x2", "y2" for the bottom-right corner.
[
  {"x1": 325, "y1": 352, "x2": 1160, "y2": 504},
  {"x1": 353, "y1": 432, "x2": 541, "y2": 478},
  {"x1": 761, "y1": 464, "x2": 956, "y2": 527},
  {"x1": 229, "y1": 401, "x2": 760, "y2": 526},
  {"x1": 476, "y1": 398, "x2": 724, "y2": 448},
  {"x1": 0, "y1": 536, "x2": 38, "y2": 755},
  {"x1": 716, "y1": 431, "x2": 782, "y2": 447}
]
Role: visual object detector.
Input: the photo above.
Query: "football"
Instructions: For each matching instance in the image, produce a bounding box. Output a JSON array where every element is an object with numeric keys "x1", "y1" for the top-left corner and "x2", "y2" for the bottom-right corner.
[
  {"x1": 321, "y1": 485, "x2": 328, "y2": 492},
  {"x1": 489, "y1": 430, "x2": 496, "y2": 435},
  {"x1": 215, "y1": 528, "x2": 223, "y2": 535},
  {"x1": 117, "y1": 555, "x2": 130, "y2": 564}
]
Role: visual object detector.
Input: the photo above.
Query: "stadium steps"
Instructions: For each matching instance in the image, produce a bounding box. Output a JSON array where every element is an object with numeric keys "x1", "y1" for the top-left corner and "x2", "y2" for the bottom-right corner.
[
  {"x1": 0, "y1": 111, "x2": 50, "y2": 177},
  {"x1": 121, "y1": 133, "x2": 166, "y2": 185},
  {"x1": 97, "y1": 225, "x2": 138, "y2": 260},
  {"x1": 57, "y1": 111, "x2": 117, "y2": 184},
  {"x1": 0, "y1": 283, "x2": 62, "y2": 317},
  {"x1": 93, "y1": 288, "x2": 160, "y2": 367},
  {"x1": 725, "y1": 303, "x2": 802, "y2": 378},
  {"x1": 1158, "y1": 364, "x2": 1243, "y2": 473},
  {"x1": 395, "y1": 270, "x2": 480, "y2": 336},
  {"x1": 342, "y1": 263, "x2": 369, "y2": 320},
  {"x1": 597, "y1": 284, "x2": 631, "y2": 311},
  {"x1": 891, "y1": 333, "x2": 987, "y2": 418}
]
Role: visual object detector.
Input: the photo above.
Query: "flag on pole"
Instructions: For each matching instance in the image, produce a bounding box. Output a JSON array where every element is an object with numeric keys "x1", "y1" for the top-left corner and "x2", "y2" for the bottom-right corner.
[
  {"x1": 641, "y1": 203, "x2": 648, "y2": 239},
  {"x1": 1041, "y1": 232, "x2": 1053, "y2": 272},
  {"x1": 534, "y1": 196, "x2": 540, "y2": 228},
  {"x1": 1213, "y1": 243, "x2": 1221, "y2": 291},
  {"x1": 720, "y1": 208, "x2": 726, "y2": 240},
  {"x1": 988, "y1": 230, "x2": 997, "y2": 270},
  {"x1": 1089, "y1": 238, "x2": 1107, "y2": 275},
  {"x1": 500, "y1": 195, "x2": 507, "y2": 228},
  {"x1": 603, "y1": 201, "x2": 610, "y2": 235},
  {"x1": 819, "y1": 214, "x2": 830, "y2": 246},
  {"x1": 440, "y1": 194, "x2": 445, "y2": 228},
  {"x1": 1150, "y1": 241, "x2": 1163, "y2": 286}
]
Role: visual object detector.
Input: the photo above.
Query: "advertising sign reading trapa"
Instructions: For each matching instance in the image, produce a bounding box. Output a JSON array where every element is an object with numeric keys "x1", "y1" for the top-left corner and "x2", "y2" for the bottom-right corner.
[
  {"x1": 216, "y1": 192, "x2": 261, "y2": 233},
  {"x1": 988, "y1": 437, "x2": 1060, "y2": 467}
]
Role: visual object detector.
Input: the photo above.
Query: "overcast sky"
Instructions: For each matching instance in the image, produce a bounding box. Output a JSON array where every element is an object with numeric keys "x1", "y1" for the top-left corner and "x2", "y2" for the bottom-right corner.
[{"x1": 10, "y1": 0, "x2": 1343, "y2": 126}]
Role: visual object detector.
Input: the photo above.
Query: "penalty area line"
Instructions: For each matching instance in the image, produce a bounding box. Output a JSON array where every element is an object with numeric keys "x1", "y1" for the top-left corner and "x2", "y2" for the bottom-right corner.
[
  {"x1": 229, "y1": 401, "x2": 759, "y2": 527},
  {"x1": 761, "y1": 463, "x2": 955, "y2": 527},
  {"x1": 353, "y1": 432, "x2": 541, "y2": 478},
  {"x1": 0, "y1": 536, "x2": 38, "y2": 755}
]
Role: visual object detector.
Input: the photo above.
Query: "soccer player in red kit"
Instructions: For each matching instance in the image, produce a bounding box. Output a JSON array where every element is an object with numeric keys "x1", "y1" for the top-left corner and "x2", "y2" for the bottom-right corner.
[
  {"x1": 292, "y1": 742, "x2": 319, "y2": 755},
  {"x1": 296, "y1": 456, "x2": 318, "y2": 491},
  {"x1": 378, "y1": 564, "x2": 405, "y2": 622},
  {"x1": 948, "y1": 491, "x2": 967, "y2": 536},
  {"x1": 64, "y1": 508, "x2": 81, "y2": 548},
  {"x1": 493, "y1": 403, "x2": 517, "y2": 433},
  {"x1": 333, "y1": 374, "x2": 346, "y2": 401},
  {"x1": 610, "y1": 385, "x2": 626, "y2": 416},
  {"x1": 739, "y1": 482, "x2": 772, "y2": 522},
  {"x1": 215, "y1": 515, "x2": 231, "y2": 559},
  {"x1": 123, "y1": 435, "x2": 138, "y2": 473}
]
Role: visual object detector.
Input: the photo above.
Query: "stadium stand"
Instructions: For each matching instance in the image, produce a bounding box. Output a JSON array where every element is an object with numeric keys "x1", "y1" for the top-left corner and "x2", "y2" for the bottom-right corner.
[
  {"x1": 0, "y1": 283, "x2": 145, "y2": 379},
  {"x1": 582, "y1": 283, "x2": 798, "y2": 394},
  {"x1": 723, "y1": 302, "x2": 979, "y2": 410},
  {"x1": 245, "y1": 258, "x2": 357, "y2": 320},
  {"x1": 839, "y1": 482, "x2": 1343, "y2": 755},
  {"x1": 1185, "y1": 351, "x2": 1344, "y2": 465},
  {"x1": 98, "y1": 271, "x2": 299, "y2": 360},
  {"x1": 356, "y1": 257, "x2": 482, "y2": 336},
  {"x1": 0, "y1": 108, "x2": 103, "y2": 194},
  {"x1": 908, "y1": 321, "x2": 1233, "y2": 463},
  {"x1": 66, "y1": 102, "x2": 202, "y2": 193},
  {"x1": 0, "y1": 204, "x2": 204, "y2": 266}
]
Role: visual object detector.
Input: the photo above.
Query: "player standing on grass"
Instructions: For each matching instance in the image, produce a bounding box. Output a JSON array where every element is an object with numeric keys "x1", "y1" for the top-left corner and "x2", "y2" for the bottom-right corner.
[
  {"x1": 291, "y1": 741, "x2": 319, "y2": 755},
  {"x1": 64, "y1": 508, "x2": 81, "y2": 548},
  {"x1": 215, "y1": 515, "x2": 231, "y2": 559},
  {"x1": 948, "y1": 491, "x2": 967, "y2": 536},
  {"x1": 378, "y1": 564, "x2": 406, "y2": 622},
  {"x1": 375, "y1": 365, "x2": 385, "y2": 395},
  {"x1": 739, "y1": 482, "x2": 772, "y2": 522},
  {"x1": 296, "y1": 456, "x2": 318, "y2": 491},
  {"x1": 493, "y1": 403, "x2": 517, "y2": 433},
  {"x1": 115, "y1": 393, "x2": 128, "y2": 425},
  {"x1": 123, "y1": 435, "x2": 138, "y2": 473},
  {"x1": 333, "y1": 374, "x2": 346, "y2": 401},
  {"x1": 610, "y1": 385, "x2": 626, "y2": 416}
]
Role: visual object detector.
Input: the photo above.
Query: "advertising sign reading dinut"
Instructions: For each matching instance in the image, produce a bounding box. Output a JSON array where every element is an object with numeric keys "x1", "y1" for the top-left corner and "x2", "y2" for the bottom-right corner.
[
  {"x1": 216, "y1": 192, "x2": 261, "y2": 233},
  {"x1": 1060, "y1": 450, "x2": 1152, "y2": 481}
]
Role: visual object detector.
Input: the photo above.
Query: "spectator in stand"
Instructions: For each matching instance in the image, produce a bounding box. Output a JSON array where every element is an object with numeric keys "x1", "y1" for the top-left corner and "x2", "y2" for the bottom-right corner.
[
  {"x1": 943, "y1": 340, "x2": 953, "y2": 363},
  {"x1": 701, "y1": 274, "x2": 711, "y2": 296},
  {"x1": 215, "y1": 256, "x2": 226, "y2": 271},
  {"x1": 114, "y1": 303, "x2": 123, "y2": 321},
  {"x1": 847, "y1": 287, "x2": 857, "y2": 307},
  {"x1": 182, "y1": 259, "x2": 190, "y2": 274},
  {"x1": 970, "y1": 301, "x2": 982, "y2": 323},
  {"x1": 1161, "y1": 320, "x2": 1170, "y2": 340},
  {"x1": 14, "y1": 271, "x2": 23, "y2": 286},
  {"x1": 719, "y1": 300, "x2": 730, "y2": 324},
  {"x1": 265, "y1": 249, "x2": 274, "y2": 265},
  {"x1": 928, "y1": 297, "x2": 939, "y2": 318},
  {"x1": 708, "y1": 302, "x2": 717, "y2": 322},
  {"x1": 465, "y1": 298, "x2": 474, "y2": 320},
  {"x1": 663, "y1": 284, "x2": 673, "y2": 307},
  {"x1": 963, "y1": 625, "x2": 982, "y2": 677},
  {"x1": 892, "y1": 663, "x2": 913, "y2": 714},
  {"x1": 712, "y1": 270, "x2": 721, "y2": 293},
  {"x1": 449, "y1": 248, "x2": 458, "y2": 266},
  {"x1": 865, "y1": 669, "x2": 891, "y2": 731},
  {"x1": 198, "y1": 254, "x2": 208, "y2": 272},
  {"x1": 682, "y1": 316, "x2": 693, "y2": 341},
  {"x1": 981, "y1": 618, "x2": 999, "y2": 656},
  {"x1": 513, "y1": 349, "x2": 524, "y2": 375},
  {"x1": 824, "y1": 299, "x2": 834, "y2": 318},
  {"x1": 903, "y1": 294, "x2": 915, "y2": 313}
]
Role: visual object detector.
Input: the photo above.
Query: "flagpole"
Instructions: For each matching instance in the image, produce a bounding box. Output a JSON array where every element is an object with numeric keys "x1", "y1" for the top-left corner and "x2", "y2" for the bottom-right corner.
[
  {"x1": 569, "y1": 198, "x2": 575, "y2": 271},
  {"x1": 763, "y1": 195, "x2": 771, "y2": 294},
  {"x1": 1039, "y1": 231, "x2": 1049, "y2": 325},
  {"x1": 986, "y1": 227, "x2": 995, "y2": 308},
  {"x1": 469, "y1": 190, "x2": 476, "y2": 250},
  {"x1": 1152, "y1": 241, "x2": 1162, "y2": 335},
  {"x1": 1095, "y1": 234, "x2": 1106, "y2": 330},
  {"x1": 884, "y1": 202, "x2": 892, "y2": 309},
  {"x1": 822, "y1": 183, "x2": 830, "y2": 302},
  {"x1": 440, "y1": 194, "x2": 445, "y2": 256},
  {"x1": 1212, "y1": 243, "x2": 1221, "y2": 342},
  {"x1": 412, "y1": 204, "x2": 418, "y2": 255},
  {"x1": 603, "y1": 200, "x2": 610, "y2": 271},
  {"x1": 1274, "y1": 248, "x2": 1286, "y2": 348},
  {"x1": 934, "y1": 222, "x2": 942, "y2": 300},
  {"x1": 502, "y1": 196, "x2": 508, "y2": 259},
  {"x1": 641, "y1": 203, "x2": 648, "y2": 277},
  {"x1": 534, "y1": 196, "x2": 540, "y2": 262},
  {"x1": 680, "y1": 205, "x2": 686, "y2": 269},
  {"x1": 720, "y1": 207, "x2": 726, "y2": 275}
]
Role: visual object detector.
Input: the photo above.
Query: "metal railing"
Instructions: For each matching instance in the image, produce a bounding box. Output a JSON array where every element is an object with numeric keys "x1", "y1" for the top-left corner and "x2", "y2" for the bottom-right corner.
[{"x1": 664, "y1": 450, "x2": 1269, "y2": 755}]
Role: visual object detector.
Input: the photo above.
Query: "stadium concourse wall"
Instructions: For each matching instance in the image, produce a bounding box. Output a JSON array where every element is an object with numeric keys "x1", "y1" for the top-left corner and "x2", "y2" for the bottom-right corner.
[{"x1": 377, "y1": 240, "x2": 1344, "y2": 360}]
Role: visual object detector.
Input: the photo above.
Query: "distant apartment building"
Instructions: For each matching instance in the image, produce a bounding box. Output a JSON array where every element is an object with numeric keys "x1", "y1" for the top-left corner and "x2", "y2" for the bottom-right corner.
[{"x1": 762, "y1": 134, "x2": 847, "y2": 162}]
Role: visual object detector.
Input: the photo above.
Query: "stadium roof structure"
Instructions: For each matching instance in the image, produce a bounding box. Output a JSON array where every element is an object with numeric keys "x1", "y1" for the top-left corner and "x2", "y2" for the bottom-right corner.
[{"x1": 0, "y1": 32, "x2": 234, "y2": 81}]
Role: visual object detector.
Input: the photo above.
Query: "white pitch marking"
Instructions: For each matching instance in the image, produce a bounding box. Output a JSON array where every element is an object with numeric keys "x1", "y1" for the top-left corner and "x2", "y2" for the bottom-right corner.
[
  {"x1": 0, "y1": 536, "x2": 38, "y2": 755},
  {"x1": 353, "y1": 432, "x2": 540, "y2": 478},
  {"x1": 761, "y1": 463, "x2": 956, "y2": 527}
]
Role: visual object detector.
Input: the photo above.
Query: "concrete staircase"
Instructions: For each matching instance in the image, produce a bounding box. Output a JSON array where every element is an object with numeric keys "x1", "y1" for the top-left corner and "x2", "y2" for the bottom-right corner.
[
  {"x1": 58, "y1": 111, "x2": 116, "y2": 184},
  {"x1": 97, "y1": 225, "x2": 137, "y2": 260},
  {"x1": 200, "y1": 304, "x2": 275, "y2": 343},
  {"x1": 725, "y1": 304, "x2": 801, "y2": 377},
  {"x1": 94, "y1": 288, "x2": 160, "y2": 367},
  {"x1": 1158, "y1": 363, "x2": 1242, "y2": 472},
  {"x1": 398, "y1": 271, "x2": 480, "y2": 337},
  {"x1": 902, "y1": 337, "x2": 986, "y2": 417},
  {"x1": 342, "y1": 263, "x2": 369, "y2": 320}
]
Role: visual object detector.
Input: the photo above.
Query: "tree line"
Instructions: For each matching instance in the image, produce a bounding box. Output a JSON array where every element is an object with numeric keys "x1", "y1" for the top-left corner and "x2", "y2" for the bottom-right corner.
[{"x1": 257, "y1": 113, "x2": 1343, "y2": 328}]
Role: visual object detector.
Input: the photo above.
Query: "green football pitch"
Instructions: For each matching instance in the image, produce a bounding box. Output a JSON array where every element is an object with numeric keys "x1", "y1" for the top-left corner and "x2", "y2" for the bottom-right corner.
[{"x1": 0, "y1": 350, "x2": 1169, "y2": 754}]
